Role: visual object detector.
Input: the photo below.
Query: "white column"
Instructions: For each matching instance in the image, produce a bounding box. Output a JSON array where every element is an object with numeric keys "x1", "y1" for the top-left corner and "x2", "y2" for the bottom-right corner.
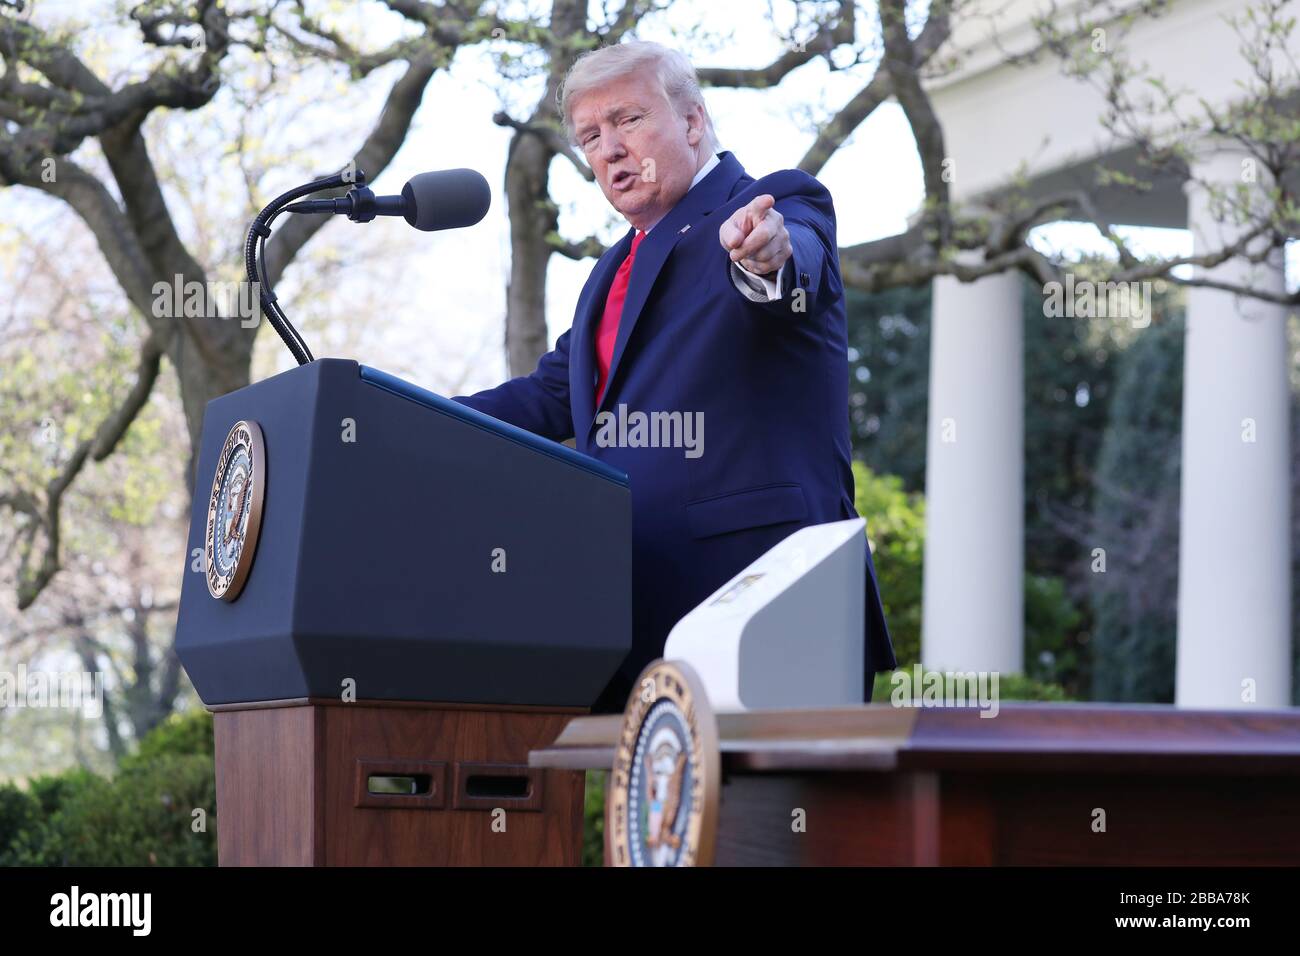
[
  {"x1": 1176, "y1": 146, "x2": 1292, "y2": 708},
  {"x1": 922, "y1": 259, "x2": 1024, "y2": 673}
]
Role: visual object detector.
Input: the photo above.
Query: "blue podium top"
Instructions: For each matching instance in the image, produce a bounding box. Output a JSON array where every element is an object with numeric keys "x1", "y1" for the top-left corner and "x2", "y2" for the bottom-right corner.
[{"x1": 359, "y1": 365, "x2": 628, "y2": 486}]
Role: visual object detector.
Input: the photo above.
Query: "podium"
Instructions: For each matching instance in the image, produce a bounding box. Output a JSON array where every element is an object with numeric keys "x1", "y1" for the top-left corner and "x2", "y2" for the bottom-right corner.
[{"x1": 176, "y1": 359, "x2": 632, "y2": 865}]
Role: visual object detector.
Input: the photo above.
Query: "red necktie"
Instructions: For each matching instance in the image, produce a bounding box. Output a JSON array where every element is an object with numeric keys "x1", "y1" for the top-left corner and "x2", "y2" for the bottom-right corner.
[{"x1": 594, "y1": 230, "x2": 645, "y2": 405}]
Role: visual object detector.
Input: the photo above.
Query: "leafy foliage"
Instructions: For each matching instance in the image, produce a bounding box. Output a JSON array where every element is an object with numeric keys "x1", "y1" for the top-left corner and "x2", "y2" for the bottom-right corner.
[
  {"x1": 854, "y1": 461, "x2": 925, "y2": 668},
  {"x1": 845, "y1": 284, "x2": 933, "y2": 491},
  {"x1": 1025, "y1": 573, "x2": 1085, "y2": 689},
  {"x1": 0, "y1": 784, "x2": 41, "y2": 866},
  {"x1": 846, "y1": 270, "x2": 1197, "y2": 699},
  {"x1": 9, "y1": 756, "x2": 216, "y2": 867},
  {"x1": 1087, "y1": 316, "x2": 1185, "y2": 702},
  {"x1": 854, "y1": 461, "x2": 1080, "y2": 691},
  {"x1": 118, "y1": 709, "x2": 214, "y2": 773},
  {"x1": 0, "y1": 709, "x2": 216, "y2": 866},
  {"x1": 582, "y1": 771, "x2": 606, "y2": 867}
]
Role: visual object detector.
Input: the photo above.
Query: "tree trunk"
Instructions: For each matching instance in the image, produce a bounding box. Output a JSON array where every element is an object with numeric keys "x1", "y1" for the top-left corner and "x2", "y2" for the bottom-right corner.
[
  {"x1": 503, "y1": 132, "x2": 559, "y2": 377},
  {"x1": 501, "y1": 0, "x2": 587, "y2": 378},
  {"x1": 169, "y1": 321, "x2": 256, "y2": 490}
]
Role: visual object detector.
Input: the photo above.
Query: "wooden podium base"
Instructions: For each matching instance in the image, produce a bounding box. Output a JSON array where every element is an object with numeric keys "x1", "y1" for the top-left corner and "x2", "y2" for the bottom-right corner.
[{"x1": 210, "y1": 698, "x2": 587, "y2": 866}]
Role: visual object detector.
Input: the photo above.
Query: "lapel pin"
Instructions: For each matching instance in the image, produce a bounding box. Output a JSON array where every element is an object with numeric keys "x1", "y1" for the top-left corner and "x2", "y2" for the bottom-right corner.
[{"x1": 678, "y1": 224, "x2": 691, "y2": 234}]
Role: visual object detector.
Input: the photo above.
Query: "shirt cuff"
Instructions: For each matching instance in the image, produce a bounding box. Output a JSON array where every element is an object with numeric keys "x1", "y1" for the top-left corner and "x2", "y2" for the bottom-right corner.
[{"x1": 730, "y1": 261, "x2": 787, "y2": 302}]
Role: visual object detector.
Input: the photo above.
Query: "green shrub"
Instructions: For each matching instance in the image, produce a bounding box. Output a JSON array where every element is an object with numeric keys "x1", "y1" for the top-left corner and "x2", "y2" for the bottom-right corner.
[
  {"x1": 1025, "y1": 573, "x2": 1085, "y2": 692},
  {"x1": 854, "y1": 462, "x2": 924, "y2": 668},
  {"x1": 25, "y1": 769, "x2": 100, "y2": 818},
  {"x1": 0, "y1": 784, "x2": 41, "y2": 866},
  {"x1": 856, "y1": 461, "x2": 1084, "y2": 689},
  {"x1": 119, "y1": 709, "x2": 214, "y2": 772},
  {"x1": 582, "y1": 771, "x2": 606, "y2": 867},
  {"x1": 845, "y1": 283, "x2": 933, "y2": 489},
  {"x1": 15, "y1": 755, "x2": 216, "y2": 866},
  {"x1": 4, "y1": 708, "x2": 218, "y2": 867},
  {"x1": 1088, "y1": 317, "x2": 1184, "y2": 701}
]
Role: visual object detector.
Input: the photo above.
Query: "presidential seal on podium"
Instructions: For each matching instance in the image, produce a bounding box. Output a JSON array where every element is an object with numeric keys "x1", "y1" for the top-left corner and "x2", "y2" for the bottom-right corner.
[
  {"x1": 204, "y1": 419, "x2": 266, "y2": 602},
  {"x1": 607, "y1": 659, "x2": 720, "y2": 867}
]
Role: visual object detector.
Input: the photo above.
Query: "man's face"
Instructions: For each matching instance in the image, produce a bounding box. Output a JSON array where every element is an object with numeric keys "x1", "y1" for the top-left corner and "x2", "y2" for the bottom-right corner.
[{"x1": 571, "y1": 72, "x2": 706, "y2": 231}]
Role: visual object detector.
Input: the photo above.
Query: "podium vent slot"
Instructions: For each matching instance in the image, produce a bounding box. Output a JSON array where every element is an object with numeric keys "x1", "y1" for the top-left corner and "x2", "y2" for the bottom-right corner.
[
  {"x1": 452, "y1": 762, "x2": 544, "y2": 810},
  {"x1": 355, "y1": 760, "x2": 446, "y2": 809},
  {"x1": 368, "y1": 774, "x2": 433, "y2": 796},
  {"x1": 465, "y1": 775, "x2": 530, "y2": 799}
]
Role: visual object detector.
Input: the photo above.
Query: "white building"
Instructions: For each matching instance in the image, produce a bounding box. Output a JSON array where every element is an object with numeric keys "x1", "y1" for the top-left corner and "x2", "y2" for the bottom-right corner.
[{"x1": 918, "y1": 0, "x2": 1295, "y2": 706}]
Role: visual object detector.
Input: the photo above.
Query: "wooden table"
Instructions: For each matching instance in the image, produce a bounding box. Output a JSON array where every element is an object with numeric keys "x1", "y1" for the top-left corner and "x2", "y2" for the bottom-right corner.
[{"x1": 529, "y1": 703, "x2": 1300, "y2": 865}]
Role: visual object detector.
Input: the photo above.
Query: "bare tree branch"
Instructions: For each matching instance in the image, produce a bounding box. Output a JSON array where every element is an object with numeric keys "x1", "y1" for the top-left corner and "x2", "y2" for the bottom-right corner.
[
  {"x1": 0, "y1": 5, "x2": 227, "y2": 157},
  {"x1": 549, "y1": 232, "x2": 608, "y2": 259},
  {"x1": 262, "y1": 51, "x2": 442, "y2": 286},
  {"x1": 698, "y1": 0, "x2": 856, "y2": 87},
  {"x1": 879, "y1": 0, "x2": 951, "y2": 250},
  {"x1": 0, "y1": 153, "x2": 159, "y2": 316},
  {"x1": 13, "y1": 332, "x2": 165, "y2": 610},
  {"x1": 799, "y1": 0, "x2": 953, "y2": 174},
  {"x1": 494, "y1": 110, "x2": 594, "y2": 181}
]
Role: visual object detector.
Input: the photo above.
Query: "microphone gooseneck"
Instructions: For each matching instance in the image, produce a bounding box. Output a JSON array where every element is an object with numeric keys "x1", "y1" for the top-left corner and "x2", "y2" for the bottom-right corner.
[
  {"x1": 245, "y1": 167, "x2": 491, "y2": 366},
  {"x1": 244, "y1": 170, "x2": 356, "y2": 366}
]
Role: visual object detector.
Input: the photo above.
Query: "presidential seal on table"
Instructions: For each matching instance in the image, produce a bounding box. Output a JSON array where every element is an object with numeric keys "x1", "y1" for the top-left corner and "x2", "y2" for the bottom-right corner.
[{"x1": 606, "y1": 660, "x2": 719, "y2": 866}]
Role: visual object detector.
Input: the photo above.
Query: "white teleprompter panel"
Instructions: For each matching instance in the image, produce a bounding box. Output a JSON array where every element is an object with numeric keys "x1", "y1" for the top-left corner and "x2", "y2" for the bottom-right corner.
[{"x1": 664, "y1": 518, "x2": 866, "y2": 711}]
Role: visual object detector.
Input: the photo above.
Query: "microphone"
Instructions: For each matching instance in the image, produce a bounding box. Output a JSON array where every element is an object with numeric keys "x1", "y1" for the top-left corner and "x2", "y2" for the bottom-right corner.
[{"x1": 285, "y1": 168, "x2": 491, "y2": 232}]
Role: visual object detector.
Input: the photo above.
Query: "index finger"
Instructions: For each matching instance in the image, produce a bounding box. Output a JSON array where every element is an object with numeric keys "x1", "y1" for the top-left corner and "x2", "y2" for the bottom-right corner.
[{"x1": 746, "y1": 194, "x2": 776, "y2": 229}]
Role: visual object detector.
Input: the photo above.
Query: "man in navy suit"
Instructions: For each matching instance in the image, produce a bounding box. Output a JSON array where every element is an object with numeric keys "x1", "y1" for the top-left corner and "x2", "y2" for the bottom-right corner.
[{"x1": 456, "y1": 41, "x2": 894, "y2": 712}]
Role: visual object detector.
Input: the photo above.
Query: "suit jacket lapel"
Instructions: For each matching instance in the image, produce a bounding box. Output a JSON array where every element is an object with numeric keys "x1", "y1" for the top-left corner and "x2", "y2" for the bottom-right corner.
[
  {"x1": 571, "y1": 232, "x2": 633, "y2": 437},
  {"x1": 591, "y1": 152, "x2": 747, "y2": 427}
]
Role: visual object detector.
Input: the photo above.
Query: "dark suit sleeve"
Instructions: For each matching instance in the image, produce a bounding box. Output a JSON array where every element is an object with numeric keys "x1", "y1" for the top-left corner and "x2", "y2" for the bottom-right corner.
[
  {"x1": 727, "y1": 171, "x2": 843, "y2": 318},
  {"x1": 452, "y1": 328, "x2": 575, "y2": 442}
]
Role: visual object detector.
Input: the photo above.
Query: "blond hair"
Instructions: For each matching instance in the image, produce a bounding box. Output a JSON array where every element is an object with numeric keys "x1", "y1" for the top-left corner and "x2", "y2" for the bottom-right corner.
[{"x1": 558, "y1": 41, "x2": 720, "y2": 151}]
